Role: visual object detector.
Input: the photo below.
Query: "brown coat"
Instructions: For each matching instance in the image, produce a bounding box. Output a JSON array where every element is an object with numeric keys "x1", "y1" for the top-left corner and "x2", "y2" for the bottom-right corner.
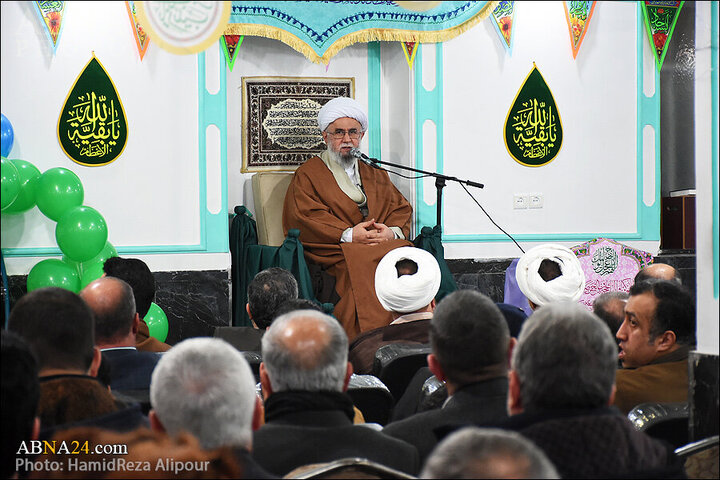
[
  {"x1": 613, "y1": 347, "x2": 689, "y2": 414},
  {"x1": 135, "y1": 319, "x2": 171, "y2": 352},
  {"x1": 283, "y1": 156, "x2": 413, "y2": 340}
]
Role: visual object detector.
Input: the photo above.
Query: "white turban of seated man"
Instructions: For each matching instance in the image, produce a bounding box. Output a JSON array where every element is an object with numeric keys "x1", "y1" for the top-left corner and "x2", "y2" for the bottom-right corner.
[
  {"x1": 317, "y1": 96, "x2": 369, "y2": 133},
  {"x1": 375, "y1": 246, "x2": 442, "y2": 314},
  {"x1": 515, "y1": 243, "x2": 586, "y2": 308}
]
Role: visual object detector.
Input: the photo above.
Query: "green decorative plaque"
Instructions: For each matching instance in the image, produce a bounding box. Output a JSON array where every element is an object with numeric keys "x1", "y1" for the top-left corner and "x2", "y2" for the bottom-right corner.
[
  {"x1": 504, "y1": 63, "x2": 562, "y2": 167},
  {"x1": 58, "y1": 54, "x2": 127, "y2": 166}
]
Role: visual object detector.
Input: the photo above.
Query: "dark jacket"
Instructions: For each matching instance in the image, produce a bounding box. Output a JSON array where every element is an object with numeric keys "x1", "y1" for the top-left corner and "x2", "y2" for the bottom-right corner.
[
  {"x1": 252, "y1": 391, "x2": 420, "y2": 476},
  {"x1": 495, "y1": 407, "x2": 686, "y2": 479},
  {"x1": 348, "y1": 318, "x2": 431, "y2": 375},
  {"x1": 382, "y1": 376, "x2": 509, "y2": 463},
  {"x1": 101, "y1": 348, "x2": 162, "y2": 391}
]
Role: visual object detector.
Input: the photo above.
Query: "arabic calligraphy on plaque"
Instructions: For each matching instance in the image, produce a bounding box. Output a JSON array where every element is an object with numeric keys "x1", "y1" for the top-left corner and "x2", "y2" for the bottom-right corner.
[
  {"x1": 504, "y1": 63, "x2": 563, "y2": 167},
  {"x1": 58, "y1": 55, "x2": 127, "y2": 166}
]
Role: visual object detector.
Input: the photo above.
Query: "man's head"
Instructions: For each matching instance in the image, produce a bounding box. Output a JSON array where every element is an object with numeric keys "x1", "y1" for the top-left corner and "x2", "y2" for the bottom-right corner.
[
  {"x1": 1, "y1": 330, "x2": 41, "y2": 479},
  {"x1": 8, "y1": 287, "x2": 98, "y2": 375},
  {"x1": 616, "y1": 279, "x2": 695, "y2": 368},
  {"x1": 247, "y1": 267, "x2": 299, "y2": 330},
  {"x1": 429, "y1": 290, "x2": 511, "y2": 389},
  {"x1": 375, "y1": 246, "x2": 441, "y2": 316},
  {"x1": 634, "y1": 263, "x2": 682, "y2": 285},
  {"x1": 421, "y1": 427, "x2": 559, "y2": 479},
  {"x1": 260, "y1": 309, "x2": 351, "y2": 395},
  {"x1": 103, "y1": 256, "x2": 156, "y2": 318},
  {"x1": 593, "y1": 291, "x2": 629, "y2": 336},
  {"x1": 273, "y1": 297, "x2": 324, "y2": 319},
  {"x1": 509, "y1": 302, "x2": 618, "y2": 414},
  {"x1": 318, "y1": 97, "x2": 368, "y2": 169},
  {"x1": 515, "y1": 244, "x2": 586, "y2": 309},
  {"x1": 149, "y1": 337, "x2": 260, "y2": 450},
  {"x1": 80, "y1": 276, "x2": 138, "y2": 346}
]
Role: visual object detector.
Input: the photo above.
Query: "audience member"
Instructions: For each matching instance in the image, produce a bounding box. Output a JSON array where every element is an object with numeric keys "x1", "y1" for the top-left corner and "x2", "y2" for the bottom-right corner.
[
  {"x1": 495, "y1": 302, "x2": 528, "y2": 338},
  {"x1": 8, "y1": 287, "x2": 146, "y2": 437},
  {"x1": 80, "y1": 277, "x2": 161, "y2": 392},
  {"x1": 1, "y1": 330, "x2": 41, "y2": 479},
  {"x1": 515, "y1": 244, "x2": 586, "y2": 310},
  {"x1": 349, "y1": 246, "x2": 440, "y2": 375},
  {"x1": 247, "y1": 267, "x2": 299, "y2": 330},
  {"x1": 272, "y1": 297, "x2": 323, "y2": 318},
  {"x1": 253, "y1": 309, "x2": 420, "y2": 476},
  {"x1": 634, "y1": 262, "x2": 682, "y2": 285},
  {"x1": 593, "y1": 291, "x2": 628, "y2": 337},
  {"x1": 103, "y1": 256, "x2": 171, "y2": 352},
  {"x1": 149, "y1": 337, "x2": 273, "y2": 478},
  {"x1": 614, "y1": 279, "x2": 696, "y2": 414},
  {"x1": 382, "y1": 290, "x2": 512, "y2": 463},
  {"x1": 420, "y1": 426, "x2": 559, "y2": 479},
  {"x1": 500, "y1": 301, "x2": 684, "y2": 478},
  {"x1": 25, "y1": 427, "x2": 245, "y2": 479}
]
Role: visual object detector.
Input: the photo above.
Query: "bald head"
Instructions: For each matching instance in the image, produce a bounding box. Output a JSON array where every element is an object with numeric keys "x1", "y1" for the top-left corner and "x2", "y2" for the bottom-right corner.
[
  {"x1": 261, "y1": 310, "x2": 349, "y2": 393},
  {"x1": 81, "y1": 276, "x2": 137, "y2": 345},
  {"x1": 634, "y1": 263, "x2": 681, "y2": 285}
]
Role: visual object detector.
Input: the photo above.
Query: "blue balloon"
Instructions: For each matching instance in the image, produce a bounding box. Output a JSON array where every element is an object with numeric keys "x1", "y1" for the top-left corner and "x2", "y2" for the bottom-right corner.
[{"x1": 1, "y1": 114, "x2": 14, "y2": 158}]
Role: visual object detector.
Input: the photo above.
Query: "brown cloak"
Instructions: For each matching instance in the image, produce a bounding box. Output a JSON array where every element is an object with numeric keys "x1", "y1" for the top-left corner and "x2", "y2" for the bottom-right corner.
[{"x1": 282, "y1": 156, "x2": 413, "y2": 340}]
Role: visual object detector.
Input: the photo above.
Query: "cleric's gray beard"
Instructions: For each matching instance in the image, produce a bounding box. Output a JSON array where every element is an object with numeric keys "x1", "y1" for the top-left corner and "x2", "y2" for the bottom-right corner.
[{"x1": 327, "y1": 143, "x2": 356, "y2": 170}]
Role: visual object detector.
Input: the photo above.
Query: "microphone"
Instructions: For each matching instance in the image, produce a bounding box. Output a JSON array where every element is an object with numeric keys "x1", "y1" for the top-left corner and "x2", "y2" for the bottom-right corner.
[{"x1": 349, "y1": 148, "x2": 379, "y2": 168}]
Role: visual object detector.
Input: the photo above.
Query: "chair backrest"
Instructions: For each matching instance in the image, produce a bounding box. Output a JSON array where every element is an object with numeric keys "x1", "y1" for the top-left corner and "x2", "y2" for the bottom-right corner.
[
  {"x1": 284, "y1": 457, "x2": 418, "y2": 479},
  {"x1": 346, "y1": 374, "x2": 394, "y2": 426},
  {"x1": 419, "y1": 374, "x2": 448, "y2": 412},
  {"x1": 252, "y1": 171, "x2": 294, "y2": 247},
  {"x1": 675, "y1": 435, "x2": 719, "y2": 479},
  {"x1": 373, "y1": 343, "x2": 431, "y2": 402},
  {"x1": 628, "y1": 401, "x2": 690, "y2": 449}
]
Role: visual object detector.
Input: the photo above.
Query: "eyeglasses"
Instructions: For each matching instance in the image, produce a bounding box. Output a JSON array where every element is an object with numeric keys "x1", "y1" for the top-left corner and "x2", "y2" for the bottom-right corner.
[{"x1": 327, "y1": 128, "x2": 362, "y2": 139}]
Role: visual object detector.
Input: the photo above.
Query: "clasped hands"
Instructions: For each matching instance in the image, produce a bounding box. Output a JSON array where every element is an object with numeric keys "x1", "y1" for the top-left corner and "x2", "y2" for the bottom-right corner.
[{"x1": 351, "y1": 218, "x2": 394, "y2": 245}]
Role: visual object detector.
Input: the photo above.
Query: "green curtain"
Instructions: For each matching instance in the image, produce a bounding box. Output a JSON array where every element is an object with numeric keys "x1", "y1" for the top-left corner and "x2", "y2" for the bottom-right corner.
[
  {"x1": 413, "y1": 225, "x2": 458, "y2": 304},
  {"x1": 230, "y1": 206, "x2": 332, "y2": 326}
]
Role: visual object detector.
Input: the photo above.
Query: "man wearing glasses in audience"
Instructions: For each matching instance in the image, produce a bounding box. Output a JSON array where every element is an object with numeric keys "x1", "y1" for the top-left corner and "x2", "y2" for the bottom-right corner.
[{"x1": 283, "y1": 96, "x2": 413, "y2": 342}]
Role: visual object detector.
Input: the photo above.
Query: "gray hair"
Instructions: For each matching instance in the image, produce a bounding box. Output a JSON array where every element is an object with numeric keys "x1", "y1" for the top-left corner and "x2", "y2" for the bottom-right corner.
[
  {"x1": 421, "y1": 427, "x2": 559, "y2": 479},
  {"x1": 592, "y1": 291, "x2": 628, "y2": 335},
  {"x1": 149, "y1": 337, "x2": 257, "y2": 450},
  {"x1": 512, "y1": 302, "x2": 617, "y2": 411},
  {"x1": 261, "y1": 309, "x2": 348, "y2": 392},
  {"x1": 82, "y1": 277, "x2": 137, "y2": 343},
  {"x1": 430, "y1": 289, "x2": 510, "y2": 385}
]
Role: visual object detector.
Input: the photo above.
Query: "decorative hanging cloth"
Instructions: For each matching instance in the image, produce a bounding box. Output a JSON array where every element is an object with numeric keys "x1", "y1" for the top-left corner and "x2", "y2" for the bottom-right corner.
[
  {"x1": 564, "y1": 1, "x2": 596, "y2": 59},
  {"x1": 34, "y1": 1, "x2": 66, "y2": 54},
  {"x1": 224, "y1": 1, "x2": 498, "y2": 65},
  {"x1": 490, "y1": 0, "x2": 515, "y2": 55},
  {"x1": 221, "y1": 35, "x2": 244, "y2": 71},
  {"x1": 126, "y1": 1, "x2": 150, "y2": 60},
  {"x1": 401, "y1": 41, "x2": 419, "y2": 68},
  {"x1": 641, "y1": 1, "x2": 684, "y2": 71}
]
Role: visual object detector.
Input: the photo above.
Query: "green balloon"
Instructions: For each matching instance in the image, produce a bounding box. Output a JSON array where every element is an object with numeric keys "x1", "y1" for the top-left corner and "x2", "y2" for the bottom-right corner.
[
  {"x1": 80, "y1": 262, "x2": 106, "y2": 289},
  {"x1": 56, "y1": 206, "x2": 108, "y2": 262},
  {"x1": 36, "y1": 167, "x2": 84, "y2": 222},
  {"x1": 79, "y1": 241, "x2": 117, "y2": 280},
  {"x1": 27, "y1": 258, "x2": 81, "y2": 293},
  {"x1": 62, "y1": 255, "x2": 83, "y2": 277},
  {"x1": 1, "y1": 156, "x2": 20, "y2": 210},
  {"x1": 144, "y1": 302, "x2": 169, "y2": 342},
  {"x1": 3, "y1": 159, "x2": 41, "y2": 214}
]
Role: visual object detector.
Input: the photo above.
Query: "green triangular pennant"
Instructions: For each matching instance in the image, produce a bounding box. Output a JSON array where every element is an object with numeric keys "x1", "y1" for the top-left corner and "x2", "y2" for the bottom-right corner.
[
  {"x1": 222, "y1": 35, "x2": 244, "y2": 71},
  {"x1": 641, "y1": 1, "x2": 684, "y2": 71}
]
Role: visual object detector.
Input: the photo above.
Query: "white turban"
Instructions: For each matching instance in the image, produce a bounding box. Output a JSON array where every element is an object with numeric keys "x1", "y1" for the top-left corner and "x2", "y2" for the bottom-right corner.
[
  {"x1": 515, "y1": 244, "x2": 586, "y2": 307},
  {"x1": 317, "y1": 97, "x2": 368, "y2": 133},
  {"x1": 375, "y1": 247, "x2": 441, "y2": 314}
]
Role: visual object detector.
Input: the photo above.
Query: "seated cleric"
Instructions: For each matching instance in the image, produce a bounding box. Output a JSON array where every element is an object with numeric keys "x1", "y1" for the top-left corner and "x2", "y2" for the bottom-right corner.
[{"x1": 282, "y1": 96, "x2": 413, "y2": 341}]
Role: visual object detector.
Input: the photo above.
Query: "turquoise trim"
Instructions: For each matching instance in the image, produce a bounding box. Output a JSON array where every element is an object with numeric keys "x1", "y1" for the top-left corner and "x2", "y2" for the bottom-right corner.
[
  {"x1": 3, "y1": 52, "x2": 229, "y2": 258},
  {"x1": 414, "y1": 44, "x2": 444, "y2": 229},
  {"x1": 368, "y1": 42, "x2": 381, "y2": 159},
  {"x1": 713, "y1": 1, "x2": 719, "y2": 298},
  {"x1": 412, "y1": 5, "x2": 661, "y2": 244}
]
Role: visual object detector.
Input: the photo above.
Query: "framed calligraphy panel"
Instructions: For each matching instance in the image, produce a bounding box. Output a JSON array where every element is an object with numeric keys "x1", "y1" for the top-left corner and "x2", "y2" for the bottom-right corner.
[
  {"x1": 58, "y1": 54, "x2": 128, "y2": 167},
  {"x1": 241, "y1": 77, "x2": 354, "y2": 172}
]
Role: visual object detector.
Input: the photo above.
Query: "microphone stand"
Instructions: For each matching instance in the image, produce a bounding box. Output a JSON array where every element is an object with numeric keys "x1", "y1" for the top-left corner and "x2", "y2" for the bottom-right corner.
[{"x1": 359, "y1": 155, "x2": 484, "y2": 228}]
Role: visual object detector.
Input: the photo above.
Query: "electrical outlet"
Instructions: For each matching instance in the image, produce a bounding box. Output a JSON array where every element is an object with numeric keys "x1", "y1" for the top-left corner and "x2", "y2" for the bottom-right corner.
[
  {"x1": 529, "y1": 193, "x2": 544, "y2": 209},
  {"x1": 513, "y1": 194, "x2": 529, "y2": 209}
]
